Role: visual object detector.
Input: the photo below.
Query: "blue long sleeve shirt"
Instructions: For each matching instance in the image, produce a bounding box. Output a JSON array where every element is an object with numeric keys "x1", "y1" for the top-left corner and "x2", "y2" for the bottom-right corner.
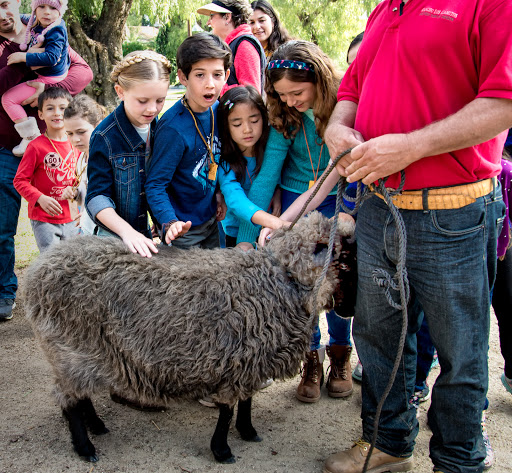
[
  {"x1": 145, "y1": 99, "x2": 219, "y2": 227},
  {"x1": 218, "y1": 156, "x2": 261, "y2": 238},
  {"x1": 236, "y1": 113, "x2": 335, "y2": 244},
  {"x1": 25, "y1": 20, "x2": 70, "y2": 77}
]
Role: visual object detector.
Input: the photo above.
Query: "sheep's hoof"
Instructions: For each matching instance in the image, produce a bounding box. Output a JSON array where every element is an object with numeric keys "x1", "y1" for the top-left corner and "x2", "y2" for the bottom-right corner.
[
  {"x1": 243, "y1": 433, "x2": 262, "y2": 442},
  {"x1": 237, "y1": 425, "x2": 262, "y2": 442},
  {"x1": 212, "y1": 448, "x2": 236, "y2": 464},
  {"x1": 218, "y1": 454, "x2": 236, "y2": 464},
  {"x1": 91, "y1": 425, "x2": 109, "y2": 435},
  {"x1": 87, "y1": 421, "x2": 109, "y2": 435},
  {"x1": 81, "y1": 453, "x2": 99, "y2": 462}
]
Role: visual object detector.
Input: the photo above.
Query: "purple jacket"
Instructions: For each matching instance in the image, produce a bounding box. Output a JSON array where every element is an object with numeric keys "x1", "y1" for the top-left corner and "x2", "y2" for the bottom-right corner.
[{"x1": 498, "y1": 158, "x2": 512, "y2": 258}]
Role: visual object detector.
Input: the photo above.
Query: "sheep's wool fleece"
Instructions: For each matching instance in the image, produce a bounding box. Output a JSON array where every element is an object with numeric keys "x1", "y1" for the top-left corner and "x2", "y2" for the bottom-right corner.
[{"x1": 24, "y1": 212, "x2": 354, "y2": 408}]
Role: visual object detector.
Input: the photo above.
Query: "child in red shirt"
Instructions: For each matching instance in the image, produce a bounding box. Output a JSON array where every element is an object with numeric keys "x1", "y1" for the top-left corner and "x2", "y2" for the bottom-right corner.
[{"x1": 14, "y1": 87, "x2": 79, "y2": 252}]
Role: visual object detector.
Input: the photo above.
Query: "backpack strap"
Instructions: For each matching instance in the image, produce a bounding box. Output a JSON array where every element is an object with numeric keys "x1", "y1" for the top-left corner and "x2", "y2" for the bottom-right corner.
[{"x1": 227, "y1": 34, "x2": 266, "y2": 94}]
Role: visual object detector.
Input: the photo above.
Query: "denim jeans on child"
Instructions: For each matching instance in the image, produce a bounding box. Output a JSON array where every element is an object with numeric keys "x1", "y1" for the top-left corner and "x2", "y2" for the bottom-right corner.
[
  {"x1": 353, "y1": 187, "x2": 505, "y2": 473},
  {"x1": 0, "y1": 148, "x2": 22, "y2": 300},
  {"x1": 281, "y1": 188, "x2": 352, "y2": 348}
]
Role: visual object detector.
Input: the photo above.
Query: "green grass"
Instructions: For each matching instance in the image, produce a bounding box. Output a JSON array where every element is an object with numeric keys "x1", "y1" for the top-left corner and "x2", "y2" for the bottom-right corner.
[{"x1": 14, "y1": 86, "x2": 186, "y2": 269}]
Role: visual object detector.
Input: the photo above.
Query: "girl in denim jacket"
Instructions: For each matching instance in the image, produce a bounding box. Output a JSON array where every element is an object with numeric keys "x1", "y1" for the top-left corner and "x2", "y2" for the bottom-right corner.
[{"x1": 86, "y1": 51, "x2": 171, "y2": 258}]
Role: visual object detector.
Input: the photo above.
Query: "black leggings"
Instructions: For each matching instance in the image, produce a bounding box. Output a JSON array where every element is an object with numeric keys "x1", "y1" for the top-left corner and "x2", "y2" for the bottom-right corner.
[{"x1": 492, "y1": 245, "x2": 512, "y2": 378}]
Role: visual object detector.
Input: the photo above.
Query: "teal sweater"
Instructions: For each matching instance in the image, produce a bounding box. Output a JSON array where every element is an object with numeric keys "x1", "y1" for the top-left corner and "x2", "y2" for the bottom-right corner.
[{"x1": 236, "y1": 113, "x2": 336, "y2": 244}]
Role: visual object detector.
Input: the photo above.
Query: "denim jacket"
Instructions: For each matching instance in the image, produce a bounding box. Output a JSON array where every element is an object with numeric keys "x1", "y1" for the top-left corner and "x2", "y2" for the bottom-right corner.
[{"x1": 85, "y1": 103, "x2": 156, "y2": 237}]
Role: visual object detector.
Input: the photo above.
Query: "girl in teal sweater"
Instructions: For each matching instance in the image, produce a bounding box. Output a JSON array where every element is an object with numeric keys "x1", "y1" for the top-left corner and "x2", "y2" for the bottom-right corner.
[
  {"x1": 217, "y1": 85, "x2": 284, "y2": 248},
  {"x1": 237, "y1": 40, "x2": 355, "y2": 403}
]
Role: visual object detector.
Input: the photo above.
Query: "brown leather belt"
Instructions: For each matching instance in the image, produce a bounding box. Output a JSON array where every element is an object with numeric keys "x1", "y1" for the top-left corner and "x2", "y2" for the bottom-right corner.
[{"x1": 374, "y1": 178, "x2": 495, "y2": 210}]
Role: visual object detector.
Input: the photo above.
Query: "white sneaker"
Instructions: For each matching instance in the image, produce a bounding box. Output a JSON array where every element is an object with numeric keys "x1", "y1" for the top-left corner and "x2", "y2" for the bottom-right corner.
[
  {"x1": 199, "y1": 396, "x2": 217, "y2": 408},
  {"x1": 259, "y1": 378, "x2": 273, "y2": 390}
]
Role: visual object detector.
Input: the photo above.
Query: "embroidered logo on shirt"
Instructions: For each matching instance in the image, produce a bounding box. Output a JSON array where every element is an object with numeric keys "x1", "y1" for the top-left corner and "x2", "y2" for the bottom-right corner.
[{"x1": 420, "y1": 7, "x2": 458, "y2": 21}]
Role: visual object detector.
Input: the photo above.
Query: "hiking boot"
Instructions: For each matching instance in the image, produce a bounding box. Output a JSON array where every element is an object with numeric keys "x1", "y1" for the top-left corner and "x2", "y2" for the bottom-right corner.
[
  {"x1": 326, "y1": 345, "x2": 353, "y2": 398},
  {"x1": 296, "y1": 348, "x2": 325, "y2": 403},
  {"x1": 0, "y1": 299, "x2": 15, "y2": 321},
  {"x1": 323, "y1": 439, "x2": 414, "y2": 473}
]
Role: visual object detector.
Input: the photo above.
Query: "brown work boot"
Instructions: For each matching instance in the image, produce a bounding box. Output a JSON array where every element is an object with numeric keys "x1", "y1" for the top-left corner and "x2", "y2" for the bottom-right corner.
[
  {"x1": 326, "y1": 345, "x2": 353, "y2": 398},
  {"x1": 323, "y1": 439, "x2": 414, "y2": 473},
  {"x1": 296, "y1": 347, "x2": 325, "y2": 403}
]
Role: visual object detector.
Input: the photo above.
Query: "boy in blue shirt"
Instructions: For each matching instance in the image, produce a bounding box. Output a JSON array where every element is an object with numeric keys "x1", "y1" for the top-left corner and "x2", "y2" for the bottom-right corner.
[{"x1": 145, "y1": 33, "x2": 232, "y2": 249}]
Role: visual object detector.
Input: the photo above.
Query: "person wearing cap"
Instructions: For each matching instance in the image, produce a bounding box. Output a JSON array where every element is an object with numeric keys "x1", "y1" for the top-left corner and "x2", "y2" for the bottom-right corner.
[
  {"x1": 321, "y1": 1, "x2": 512, "y2": 472},
  {"x1": 197, "y1": 0, "x2": 264, "y2": 95},
  {"x1": 2, "y1": 0, "x2": 70, "y2": 156},
  {"x1": 0, "y1": 0, "x2": 92, "y2": 322}
]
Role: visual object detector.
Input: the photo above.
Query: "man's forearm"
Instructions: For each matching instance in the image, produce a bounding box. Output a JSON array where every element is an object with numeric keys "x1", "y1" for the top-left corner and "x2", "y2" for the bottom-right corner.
[
  {"x1": 411, "y1": 97, "x2": 512, "y2": 161},
  {"x1": 328, "y1": 100, "x2": 358, "y2": 129}
]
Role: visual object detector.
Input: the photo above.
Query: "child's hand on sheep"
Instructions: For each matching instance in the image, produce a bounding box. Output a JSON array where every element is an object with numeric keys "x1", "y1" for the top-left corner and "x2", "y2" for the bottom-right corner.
[
  {"x1": 235, "y1": 242, "x2": 254, "y2": 252},
  {"x1": 257, "y1": 219, "x2": 291, "y2": 247},
  {"x1": 37, "y1": 194, "x2": 63, "y2": 217},
  {"x1": 120, "y1": 227, "x2": 159, "y2": 257},
  {"x1": 165, "y1": 221, "x2": 192, "y2": 245}
]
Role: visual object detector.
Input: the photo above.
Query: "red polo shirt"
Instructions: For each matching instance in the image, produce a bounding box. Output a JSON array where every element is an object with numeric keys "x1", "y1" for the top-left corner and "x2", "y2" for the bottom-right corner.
[{"x1": 338, "y1": 0, "x2": 512, "y2": 189}]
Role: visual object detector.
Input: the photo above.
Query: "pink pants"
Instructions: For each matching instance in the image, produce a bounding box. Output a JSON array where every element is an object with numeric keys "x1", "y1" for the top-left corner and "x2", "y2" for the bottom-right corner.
[{"x1": 1, "y1": 72, "x2": 67, "y2": 122}]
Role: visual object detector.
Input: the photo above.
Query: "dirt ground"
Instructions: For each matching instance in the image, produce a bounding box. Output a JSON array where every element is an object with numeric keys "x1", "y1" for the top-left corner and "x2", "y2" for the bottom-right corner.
[{"x1": 1, "y1": 272, "x2": 511, "y2": 473}]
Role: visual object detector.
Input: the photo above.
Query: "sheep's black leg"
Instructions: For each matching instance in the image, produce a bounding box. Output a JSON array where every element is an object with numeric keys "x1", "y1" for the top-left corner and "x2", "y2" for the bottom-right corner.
[
  {"x1": 211, "y1": 403, "x2": 235, "y2": 463},
  {"x1": 235, "y1": 397, "x2": 262, "y2": 442},
  {"x1": 63, "y1": 403, "x2": 98, "y2": 462},
  {"x1": 78, "y1": 398, "x2": 109, "y2": 435}
]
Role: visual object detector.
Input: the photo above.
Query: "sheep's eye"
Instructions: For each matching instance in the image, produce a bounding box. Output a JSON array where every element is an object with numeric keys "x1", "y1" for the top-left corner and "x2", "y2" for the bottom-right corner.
[{"x1": 313, "y1": 243, "x2": 329, "y2": 255}]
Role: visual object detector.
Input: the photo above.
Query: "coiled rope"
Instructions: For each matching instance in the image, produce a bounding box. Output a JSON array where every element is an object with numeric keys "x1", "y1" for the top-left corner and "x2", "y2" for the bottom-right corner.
[{"x1": 287, "y1": 149, "x2": 410, "y2": 473}]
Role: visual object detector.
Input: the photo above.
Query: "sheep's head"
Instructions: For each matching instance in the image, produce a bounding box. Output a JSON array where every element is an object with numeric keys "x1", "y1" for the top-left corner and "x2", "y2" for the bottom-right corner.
[{"x1": 263, "y1": 211, "x2": 357, "y2": 315}]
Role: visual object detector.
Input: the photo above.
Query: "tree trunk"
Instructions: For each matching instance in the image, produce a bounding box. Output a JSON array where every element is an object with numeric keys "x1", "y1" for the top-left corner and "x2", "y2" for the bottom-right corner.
[{"x1": 67, "y1": 0, "x2": 134, "y2": 109}]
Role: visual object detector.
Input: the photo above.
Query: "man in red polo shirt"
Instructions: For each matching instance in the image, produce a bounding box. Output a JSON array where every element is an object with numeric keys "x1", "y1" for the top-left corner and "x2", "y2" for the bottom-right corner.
[{"x1": 323, "y1": 1, "x2": 512, "y2": 472}]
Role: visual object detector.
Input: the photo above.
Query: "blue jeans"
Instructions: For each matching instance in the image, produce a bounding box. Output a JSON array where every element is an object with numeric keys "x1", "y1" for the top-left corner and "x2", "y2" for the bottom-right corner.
[
  {"x1": 0, "y1": 148, "x2": 22, "y2": 300},
  {"x1": 354, "y1": 187, "x2": 505, "y2": 473},
  {"x1": 281, "y1": 188, "x2": 352, "y2": 348}
]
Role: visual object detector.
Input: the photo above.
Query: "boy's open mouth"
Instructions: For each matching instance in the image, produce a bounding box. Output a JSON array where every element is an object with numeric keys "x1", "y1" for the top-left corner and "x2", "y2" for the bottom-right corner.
[{"x1": 204, "y1": 94, "x2": 214, "y2": 100}]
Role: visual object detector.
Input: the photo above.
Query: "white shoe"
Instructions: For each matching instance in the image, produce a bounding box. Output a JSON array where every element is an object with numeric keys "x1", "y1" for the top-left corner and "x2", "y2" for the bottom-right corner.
[
  {"x1": 199, "y1": 396, "x2": 217, "y2": 408},
  {"x1": 259, "y1": 378, "x2": 273, "y2": 390}
]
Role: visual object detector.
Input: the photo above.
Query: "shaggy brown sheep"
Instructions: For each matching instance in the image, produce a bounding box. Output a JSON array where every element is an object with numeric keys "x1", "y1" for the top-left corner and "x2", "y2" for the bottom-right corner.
[{"x1": 24, "y1": 211, "x2": 356, "y2": 464}]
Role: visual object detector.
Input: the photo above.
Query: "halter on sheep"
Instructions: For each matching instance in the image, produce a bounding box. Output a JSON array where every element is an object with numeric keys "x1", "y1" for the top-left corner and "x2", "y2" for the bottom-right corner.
[{"x1": 24, "y1": 211, "x2": 356, "y2": 464}]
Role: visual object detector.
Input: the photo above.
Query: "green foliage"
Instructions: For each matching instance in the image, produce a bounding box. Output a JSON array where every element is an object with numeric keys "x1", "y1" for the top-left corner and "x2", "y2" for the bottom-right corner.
[
  {"x1": 131, "y1": 0, "x2": 203, "y2": 25},
  {"x1": 122, "y1": 39, "x2": 156, "y2": 56},
  {"x1": 155, "y1": 18, "x2": 189, "y2": 85},
  {"x1": 271, "y1": 0, "x2": 378, "y2": 69},
  {"x1": 67, "y1": 0, "x2": 104, "y2": 19}
]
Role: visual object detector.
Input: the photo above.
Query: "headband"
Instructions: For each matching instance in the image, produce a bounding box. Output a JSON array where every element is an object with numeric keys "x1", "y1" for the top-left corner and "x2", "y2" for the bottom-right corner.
[{"x1": 267, "y1": 60, "x2": 314, "y2": 72}]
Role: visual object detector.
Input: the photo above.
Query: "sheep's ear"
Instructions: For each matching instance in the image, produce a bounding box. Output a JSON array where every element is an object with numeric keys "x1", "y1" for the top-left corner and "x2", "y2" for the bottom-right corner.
[{"x1": 336, "y1": 214, "x2": 356, "y2": 237}]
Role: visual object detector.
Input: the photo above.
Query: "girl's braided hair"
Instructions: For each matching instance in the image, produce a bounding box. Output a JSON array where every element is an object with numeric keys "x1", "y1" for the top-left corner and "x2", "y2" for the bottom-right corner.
[{"x1": 111, "y1": 50, "x2": 172, "y2": 89}]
